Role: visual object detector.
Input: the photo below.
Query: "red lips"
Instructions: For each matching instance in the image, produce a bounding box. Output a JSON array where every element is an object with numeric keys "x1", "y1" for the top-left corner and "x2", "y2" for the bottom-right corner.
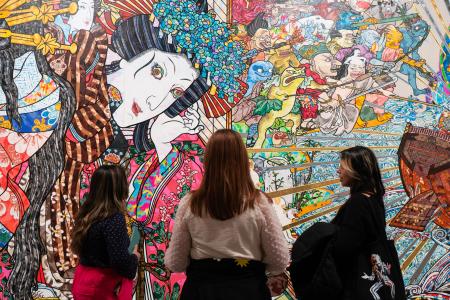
[{"x1": 132, "y1": 101, "x2": 142, "y2": 116}]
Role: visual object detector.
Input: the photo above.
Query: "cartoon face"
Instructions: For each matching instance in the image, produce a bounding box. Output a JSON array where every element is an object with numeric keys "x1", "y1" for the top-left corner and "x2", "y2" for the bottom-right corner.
[
  {"x1": 349, "y1": 0, "x2": 373, "y2": 12},
  {"x1": 346, "y1": 57, "x2": 366, "y2": 79},
  {"x1": 377, "y1": 0, "x2": 397, "y2": 18},
  {"x1": 249, "y1": 61, "x2": 273, "y2": 81},
  {"x1": 358, "y1": 30, "x2": 380, "y2": 49},
  {"x1": 370, "y1": 254, "x2": 382, "y2": 268},
  {"x1": 296, "y1": 15, "x2": 334, "y2": 44},
  {"x1": 252, "y1": 28, "x2": 271, "y2": 49},
  {"x1": 68, "y1": 0, "x2": 95, "y2": 31},
  {"x1": 108, "y1": 49, "x2": 199, "y2": 127},
  {"x1": 335, "y1": 30, "x2": 356, "y2": 48},
  {"x1": 410, "y1": 20, "x2": 429, "y2": 38},
  {"x1": 335, "y1": 11, "x2": 364, "y2": 31},
  {"x1": 281, "y1": 67, "x2": 305, "y2": 87},
  {"x1": 312, "y1": 53, "x2": 341, "y2": 78}
]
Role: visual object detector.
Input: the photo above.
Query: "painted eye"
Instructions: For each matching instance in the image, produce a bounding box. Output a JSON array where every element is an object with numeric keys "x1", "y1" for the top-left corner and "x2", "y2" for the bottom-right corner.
[
  {"x1": 257, "y1": 68, "x2": 263, "y2": 73},
  {"x1": 268, "y1": 68, "x2": 273, "y2": 73},
  {"x1": 170, "y1": 87, "x2": 184, "y2": 99},
  {"x1": 151, "y1": 63, "x2": 164, "y2": 80}
]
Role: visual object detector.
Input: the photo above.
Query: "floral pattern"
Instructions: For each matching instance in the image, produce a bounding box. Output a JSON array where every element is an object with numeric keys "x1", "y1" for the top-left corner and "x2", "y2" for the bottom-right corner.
[{"x1": 154, "y1": 0, "x2": 246, "y2": 99}]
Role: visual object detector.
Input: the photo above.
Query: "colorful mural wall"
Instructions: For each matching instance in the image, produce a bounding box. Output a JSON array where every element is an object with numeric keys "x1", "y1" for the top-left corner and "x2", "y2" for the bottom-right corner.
[{"x1": 0, "y1": 0, "x2": 448, "y2": 299}]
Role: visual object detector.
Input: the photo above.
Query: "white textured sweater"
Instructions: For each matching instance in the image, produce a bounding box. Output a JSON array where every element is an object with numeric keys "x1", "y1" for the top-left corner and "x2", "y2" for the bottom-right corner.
[{"x1": 164, "y1": 193, "x2": 290, "y2": 275}]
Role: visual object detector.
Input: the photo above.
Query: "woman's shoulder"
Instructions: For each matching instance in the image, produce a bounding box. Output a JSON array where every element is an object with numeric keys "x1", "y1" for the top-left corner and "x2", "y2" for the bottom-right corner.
[
  {"x1": 253, "y1": 191, "x2": 276, "y2": 216},
  {"x1": 99, "y1": 212, "x2": 126, "y2": 226},
  {"x1": 346, "y1": 193, "x2": 374, "y2": 211},
  {"x1": 347, "y1": 192, "x2": 384, "y2": 215}
]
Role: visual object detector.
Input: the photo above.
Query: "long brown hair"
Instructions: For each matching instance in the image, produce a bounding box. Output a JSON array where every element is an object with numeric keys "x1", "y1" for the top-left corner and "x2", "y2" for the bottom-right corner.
[
  {"x1": 71, "y1": 165, "x2": 129, "y2": 255},
  {"x1": 190, "y1": 129, "x2": 259, "y2": 220}
]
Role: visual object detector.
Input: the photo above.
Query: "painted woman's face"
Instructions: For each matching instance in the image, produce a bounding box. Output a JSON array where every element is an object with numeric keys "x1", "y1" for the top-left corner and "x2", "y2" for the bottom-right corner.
[
  {"x1": 347, "y1": 59, "x2": 366, "y2": 79},
  {"x1": 109, "y1": 49, "x2": 199, "y2": 127},
  {"x1": 68, "y1": 0, "x2": 95, "y2": 31}
]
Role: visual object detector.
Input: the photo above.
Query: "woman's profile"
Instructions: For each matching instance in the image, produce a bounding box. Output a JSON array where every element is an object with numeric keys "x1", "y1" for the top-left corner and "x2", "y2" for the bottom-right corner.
[
  {"x1": 71, "y1": 165, "x2": 139, "y2": 300},
  {"x1": 165, "y1": 129, "x2": 289, "y2": 299}
]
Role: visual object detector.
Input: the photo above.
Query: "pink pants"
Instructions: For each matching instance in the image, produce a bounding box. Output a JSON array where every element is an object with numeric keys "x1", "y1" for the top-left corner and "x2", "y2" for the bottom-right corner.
[{"x1": 72, "y1": 264, "x2": 133, "y2": 300}]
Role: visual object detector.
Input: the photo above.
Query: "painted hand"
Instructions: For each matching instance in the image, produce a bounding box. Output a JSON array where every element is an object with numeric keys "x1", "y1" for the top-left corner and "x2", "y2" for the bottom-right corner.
[{"x1": 151, "y1": 103, "x2": 204, "y2": 162}]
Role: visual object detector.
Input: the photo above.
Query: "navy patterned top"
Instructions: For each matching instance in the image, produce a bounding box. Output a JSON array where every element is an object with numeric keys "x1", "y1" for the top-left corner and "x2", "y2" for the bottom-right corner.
[{"x1": 79, "y1": 212, "x2": 138, "y2": 279}]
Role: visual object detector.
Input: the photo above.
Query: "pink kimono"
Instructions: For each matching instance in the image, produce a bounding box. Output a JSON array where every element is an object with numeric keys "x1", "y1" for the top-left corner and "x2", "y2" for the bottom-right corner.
[{"x1": 103, "y1": 134, "x2": 204, "y2": 299}]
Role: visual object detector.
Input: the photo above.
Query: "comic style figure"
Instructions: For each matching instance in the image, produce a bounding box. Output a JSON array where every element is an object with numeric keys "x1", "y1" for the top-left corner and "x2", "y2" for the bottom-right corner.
[{"x1": 362, "y1": 254, "x2": 396, "y2": 300}]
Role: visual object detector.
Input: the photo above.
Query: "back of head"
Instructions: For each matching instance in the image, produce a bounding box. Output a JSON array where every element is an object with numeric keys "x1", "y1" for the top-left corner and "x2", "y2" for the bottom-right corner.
[
  {"x1": 71, "y1": 165, "x2": 128, "y2": 255},
  {"x1": 340, "y1": 146, "x2": 385, "y2": 199},
  {"x1": 190, "y1": 129, "x2": 259, "y2": 220}
]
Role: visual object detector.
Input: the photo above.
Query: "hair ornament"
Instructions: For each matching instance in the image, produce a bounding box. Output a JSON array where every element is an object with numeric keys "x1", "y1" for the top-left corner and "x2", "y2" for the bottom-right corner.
[
  {"x1": 344, "y1": 49, "x2": 366, "y2": 65},
  {"x1": 153, "y1": 0, "x2": 246, "y2": 101}
]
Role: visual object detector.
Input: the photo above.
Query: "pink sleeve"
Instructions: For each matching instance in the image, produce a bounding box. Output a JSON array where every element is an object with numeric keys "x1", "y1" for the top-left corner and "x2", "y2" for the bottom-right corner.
[
  {"x1": 259, "y1": 195, "x2": 290, "y2": 275},
  {"x1": 164, "y1": 195, "x2": 192, "y2": 273}
]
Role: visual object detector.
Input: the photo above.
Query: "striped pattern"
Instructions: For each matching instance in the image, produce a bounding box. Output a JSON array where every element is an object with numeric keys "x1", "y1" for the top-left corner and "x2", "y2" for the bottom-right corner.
[
  {"x1": 208, "y1": 0, "x2": 228, "y2": 22},
  {"x1": 202, "y1": 80, "x2": 248, "y2": 118},
  {"x1": 103, "y1": 0, "x2": 154, "y2": 18},
  {"x1": 45, "y1": 25, "x2": 113, "y2": 277},
  {"x1": 406, "y1": 122, "x2": 450, "y2": 142}
]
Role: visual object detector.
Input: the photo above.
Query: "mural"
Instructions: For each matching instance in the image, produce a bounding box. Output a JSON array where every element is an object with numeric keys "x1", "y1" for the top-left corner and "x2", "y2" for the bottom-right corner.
[{"x1": 0, "y1": 0, "x2": 448, "y2": 299}]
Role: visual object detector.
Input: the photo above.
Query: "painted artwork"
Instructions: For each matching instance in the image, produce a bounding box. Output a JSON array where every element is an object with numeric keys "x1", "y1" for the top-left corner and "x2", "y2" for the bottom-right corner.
[{"x1": 0, "y1": 0, "x2": 448, "y2": 299}]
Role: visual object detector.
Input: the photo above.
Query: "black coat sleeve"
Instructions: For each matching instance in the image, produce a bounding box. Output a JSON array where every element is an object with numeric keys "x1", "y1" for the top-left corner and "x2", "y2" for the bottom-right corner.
[{"x1": 103, "y1": 213, "x2": 138, "y2": 279}]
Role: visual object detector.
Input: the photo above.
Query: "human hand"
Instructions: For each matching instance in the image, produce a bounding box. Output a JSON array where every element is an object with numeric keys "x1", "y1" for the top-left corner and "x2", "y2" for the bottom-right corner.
[
  {"x1": 133, "y1": 245, "x2": 141, "y2": 261},
  {"x1": 267, "y1": 273, "x2": 288, "y2": 296}
]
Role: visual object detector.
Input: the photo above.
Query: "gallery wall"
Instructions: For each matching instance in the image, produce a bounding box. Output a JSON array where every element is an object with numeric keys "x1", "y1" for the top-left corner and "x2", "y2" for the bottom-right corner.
[{"x1": 0, "y1": 0, "x2": 448, "y2": 299}]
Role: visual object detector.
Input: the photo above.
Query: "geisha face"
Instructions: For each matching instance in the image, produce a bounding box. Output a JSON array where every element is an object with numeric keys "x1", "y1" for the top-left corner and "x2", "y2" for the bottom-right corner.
[
  {"x1": 109, "y1": 49, "x2": 199, "y2": 127},
  {"x1": 68, "y1": 0, "x2": 95, "y2": 31},
  {"x1": 346, "y1": 58, "x2": 366, "y2": 79}
]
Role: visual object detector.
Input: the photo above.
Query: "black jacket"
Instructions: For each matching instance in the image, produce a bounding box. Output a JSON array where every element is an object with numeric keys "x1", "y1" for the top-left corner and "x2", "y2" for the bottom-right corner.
[
  {"x1": 332, "y1": 193, "x2": 385, "y2": 300},
  {"x1": 289, "y1": 222, "x2": 342, "y2": 299},
  {"x1": 290, "y1": 193, "x2": 386, "y2": 300}
]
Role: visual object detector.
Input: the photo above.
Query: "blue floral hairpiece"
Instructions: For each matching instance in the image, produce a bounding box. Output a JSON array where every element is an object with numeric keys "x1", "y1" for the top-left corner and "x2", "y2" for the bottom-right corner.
[{"x1": 153, "y1": 0, "x2": 246, "y2": 100}]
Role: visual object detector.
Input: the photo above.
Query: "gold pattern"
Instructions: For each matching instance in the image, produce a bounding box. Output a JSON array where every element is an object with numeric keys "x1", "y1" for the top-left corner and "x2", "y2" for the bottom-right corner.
[
  {"x1": 32, "y1": 117, "x2": 52, "y2": 132},
  {"x1": 0, "y1": 1, "x2": 78, "y2": 54},
  {"x1": 35, "y1": 32, "x2": 60, "y2": 55},
  {"x1": 234, "y1": 258, "x2": 249, "y2": 268},
  {"x1": 0, "y1": 116, "x2": 12, "y2": 129}
]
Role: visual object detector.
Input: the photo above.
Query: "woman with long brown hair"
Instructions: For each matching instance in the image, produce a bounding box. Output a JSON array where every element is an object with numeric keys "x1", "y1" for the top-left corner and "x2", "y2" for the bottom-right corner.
[
  {"x1": 71, "y1": 165, "x2": 139, "y2": 299},
  {"x1": 165, "y1": 129, "x2": 289, "y2": 299}
]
